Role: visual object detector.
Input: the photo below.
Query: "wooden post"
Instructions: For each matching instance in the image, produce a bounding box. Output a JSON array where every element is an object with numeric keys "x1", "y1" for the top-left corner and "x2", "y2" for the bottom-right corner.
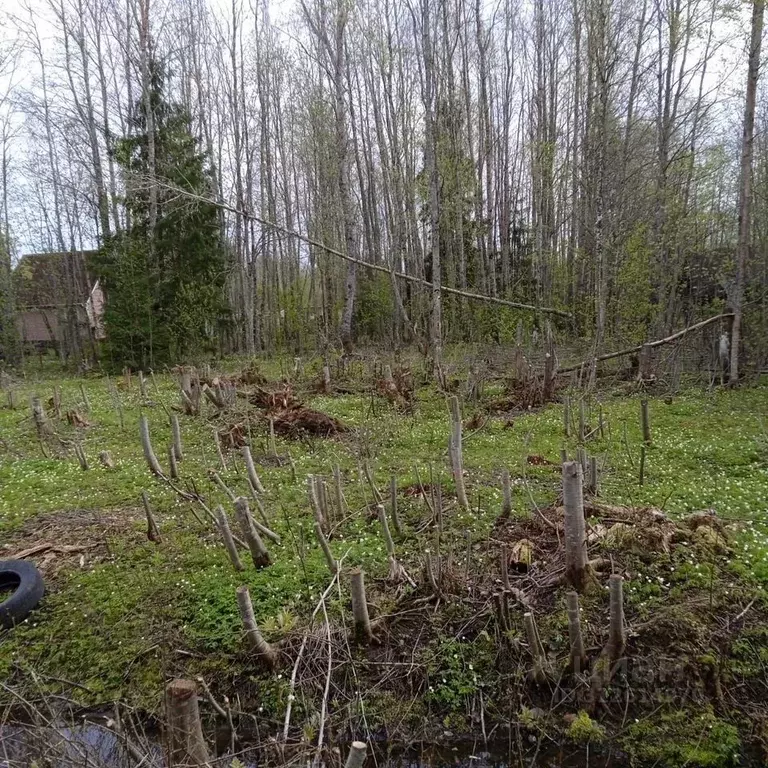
[
  {"x1": 138, "y1": 371, "x2": 148, "y2": 398},
  {"x1": 566, "y1": 591, "x2": 587, "y2": 673},
  {"x1": 215, "y1": 505, "x2": 244, "y2": 571},
  {"x1": 7, "y1": 389, "x2": 17, "y2": 410},
  {"x1": 314, "y1": 521, "x2": 338, "y2": 574},
  {"x1": 389, "y1": 474, "x2": 402, "y2": 535},
  {"x1": 344, "y1": 741, "x2": 368, "y2": 768},
  {"x1": 242, "y1": 446, "x2": 266, "y2": 494},
  {"x1": 141, "y1": 490, "x2": 161, "y2": 542},
  {"x1": 234, "y1": 497, "x2": 271, "y2": 568},
  {"x1": 501, "y1": 468, "x2": 512, "y2": 517},
  {"x1": 578, "y1": 399, "x2": 586, "y2": 443},
  {"x1": 448, "y1": 396, "x2": 469, "y2": 509},
  {"x1": 322, "y1": 365, "x2": 332, "y2": 393},
  {"x1": 350, "y1": 569, "x2": 372, "y2": 643},
  {"x1": 236, "y1": 586, "x2": 277, "y2": 667},
  {"x1": 562, "y1": 461, "x2": 588, "y2": 592},
  {"x1": 560, "y1": 447, "x2": 568, "y2": 465},
  {"x1": 608, "y1": 574, "x2": 626, "y2": 661},
  {"x1": 171, "y1": 414, "x2": 183, "y2": 460},
  {"x1": 52, "y1": 386, "x2": 62, "y2": 419},
  {"x1": 139, "y1": 415, "x2": 164, "y2": 477},
  {"x1": 563, "y1": 395, "x2": 571, "y2": 437},
  {"x1": 165, "y1": 679, "x2": 211, "y2": 768},
  {"x1": 640, "y1": 399, "x2": 651, "y2": 444}
]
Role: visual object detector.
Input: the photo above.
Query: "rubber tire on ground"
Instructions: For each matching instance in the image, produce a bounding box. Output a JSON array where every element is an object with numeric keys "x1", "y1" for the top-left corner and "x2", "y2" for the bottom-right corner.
[{"x1": 0, "y1": 560, "x2": 45, "y2": 629}]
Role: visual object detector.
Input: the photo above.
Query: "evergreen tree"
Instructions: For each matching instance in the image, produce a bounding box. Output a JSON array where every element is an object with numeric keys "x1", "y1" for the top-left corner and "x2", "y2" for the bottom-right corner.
[
  {"x1": 0, "y1": 231, "x2": 20, "y2": 366},
  {"x1": 92, "y1": 63, "x2": 229, "y2": 369}
]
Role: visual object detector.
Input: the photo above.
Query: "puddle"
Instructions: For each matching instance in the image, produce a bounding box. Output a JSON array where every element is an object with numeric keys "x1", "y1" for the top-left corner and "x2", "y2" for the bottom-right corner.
[{"x1": 0, "y1": 724, "x2": 623, "y2": 767}]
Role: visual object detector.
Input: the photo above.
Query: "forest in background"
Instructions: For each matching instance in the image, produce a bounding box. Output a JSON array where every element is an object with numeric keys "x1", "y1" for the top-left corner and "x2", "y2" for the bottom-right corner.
[{"x1": 0, "y1": 0, "x2": 767, "y2": 374}]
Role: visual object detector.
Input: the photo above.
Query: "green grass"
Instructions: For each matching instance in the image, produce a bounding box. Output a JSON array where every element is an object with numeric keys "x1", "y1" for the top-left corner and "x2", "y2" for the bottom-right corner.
[{"x1": 0, "y1": 361, "x2": 767, "y2": 752}]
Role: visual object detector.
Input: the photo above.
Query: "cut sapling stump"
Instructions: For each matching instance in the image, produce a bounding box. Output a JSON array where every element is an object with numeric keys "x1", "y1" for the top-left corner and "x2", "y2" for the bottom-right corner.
[
  {"x1": 524, "y1": 611, "x2": 548, "y2": 683},
  {"x1": 141, "y1": 490, "x2": 161, "y2": 543},
  {"x1": 32, "y1": 396, "x2": 53, "y2": 438},
  {"x1": 234, "y1": 497, "x2": 271, "y2": 568},
  {"x1": 314, "y1": 522, "x2": 338, "y2": 574},
  {"x1": 344, "y1": 741, "x2": 367, "y2": 768},
  {"x1": 640, "y1": 399, "x2": 652, "y2": 444},
  {"x1": 349, "y1": 569, "x2": 373, "y2": 644},
  {"x1": 74, "y1": 443, "x2": 89, "y2": 470},
  {"x1": 242, "y1": 445, "x2": 266, "y2": 494},
  {"x1": 165, "y1": 679, "x2": 211, "y2": 768},
  {"x1": 99, "y1": 450, "x2": 115, "y2": 469},
  {"x1": 608, "y1": 574, "x2": 626, "y2": 661},
  {"x1": 566, "y1": 591, "x2": 587, "y2": 673},
  {"x1": 501, "y1": 468, "x2": 512, "y2": 517},
  {"x1": 448, "y1": 396, "x2": 469, "y2": 509},
  {"x1": 171, "y1": 414, "x2": 183, "y2": 460},
  {"x1": 377, "y1": 504, "x2": 415, "y2": 586},
  {"x1": 333, "y1": 464, "x2": 346, "y2": 516},
  {"x1": 168, "y1": 444, "x2": 179, "y2": 479},
  {"x1": 236, "y1": 586, "x2": 278, "y2": 668},
  {"x1": 389, "y1": 474, "x2": 402, "y2": 535},
  {"x1": 562, "y1": 461, "x2": 588, "y2": 592},
  {"x1": 139, "y1": 415, "x2": 164, "y2": 477},
  {"x1": 215, "y1": 505, "x2": 244, "y2": 572},
  {"x1": 79, "y1": 382, "x2": 91, "y2": 412}
]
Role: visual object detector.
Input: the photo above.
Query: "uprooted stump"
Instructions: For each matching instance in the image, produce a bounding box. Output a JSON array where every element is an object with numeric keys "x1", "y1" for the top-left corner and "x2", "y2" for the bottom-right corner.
[
  {"x1": 487, "y1": 374, "x2": 562, "y2": 413},
  {"x1": 245, "y1": 384, "x2": 299, "y2": 411},
  {"x1": 271, "y1": 407, "x2": 348, "y2": 438}
]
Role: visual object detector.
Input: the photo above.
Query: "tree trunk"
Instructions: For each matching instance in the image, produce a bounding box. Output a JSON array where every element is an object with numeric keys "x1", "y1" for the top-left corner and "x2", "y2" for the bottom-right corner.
[{"x1": 731, "y1": 0, "x2": 765, "y2": 383}]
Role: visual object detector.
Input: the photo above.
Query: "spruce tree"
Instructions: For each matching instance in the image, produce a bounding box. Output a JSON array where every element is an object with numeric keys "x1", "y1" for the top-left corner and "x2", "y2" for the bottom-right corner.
[{"x1": 93, "y1": 63, "x2": 229, "y2": 369}]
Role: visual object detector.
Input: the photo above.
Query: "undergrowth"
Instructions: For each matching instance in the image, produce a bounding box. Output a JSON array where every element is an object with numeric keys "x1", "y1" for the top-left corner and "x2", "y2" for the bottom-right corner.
[{"x1": 0, "y1": 355, "x2": 766, "y2": 765}]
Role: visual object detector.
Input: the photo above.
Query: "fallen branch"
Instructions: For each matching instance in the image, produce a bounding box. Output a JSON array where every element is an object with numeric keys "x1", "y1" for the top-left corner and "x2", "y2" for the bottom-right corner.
[
  {"x1": 558, "y1": 313, "x2": 733, "y2": 373},
  {"x1": 152, "y1": 178, "x2": 571, "y2": 319}
]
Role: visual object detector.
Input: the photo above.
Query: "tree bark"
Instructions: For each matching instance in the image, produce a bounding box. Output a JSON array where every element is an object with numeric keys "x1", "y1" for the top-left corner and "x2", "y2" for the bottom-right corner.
[{"x1": 731, "y1": 0, "x2": 765, "y2": 383}]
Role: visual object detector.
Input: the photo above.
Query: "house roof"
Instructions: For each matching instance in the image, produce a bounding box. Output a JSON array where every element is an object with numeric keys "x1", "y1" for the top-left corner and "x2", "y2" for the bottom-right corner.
[{"x1": 14, "y1": 251, "x2": 97, "y2": 309}]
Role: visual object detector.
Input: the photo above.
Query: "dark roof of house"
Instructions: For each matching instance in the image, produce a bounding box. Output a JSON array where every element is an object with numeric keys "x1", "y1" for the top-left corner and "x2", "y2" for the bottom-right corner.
[{"x1": 14, "y1": 251, "x2": 97, "y2": 309}]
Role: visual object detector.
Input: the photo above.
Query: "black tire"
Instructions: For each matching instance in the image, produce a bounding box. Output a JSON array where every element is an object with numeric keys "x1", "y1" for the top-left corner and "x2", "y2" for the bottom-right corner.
[{"x1": 0, "y1": 560, "x2": 45, "y2": 629}]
